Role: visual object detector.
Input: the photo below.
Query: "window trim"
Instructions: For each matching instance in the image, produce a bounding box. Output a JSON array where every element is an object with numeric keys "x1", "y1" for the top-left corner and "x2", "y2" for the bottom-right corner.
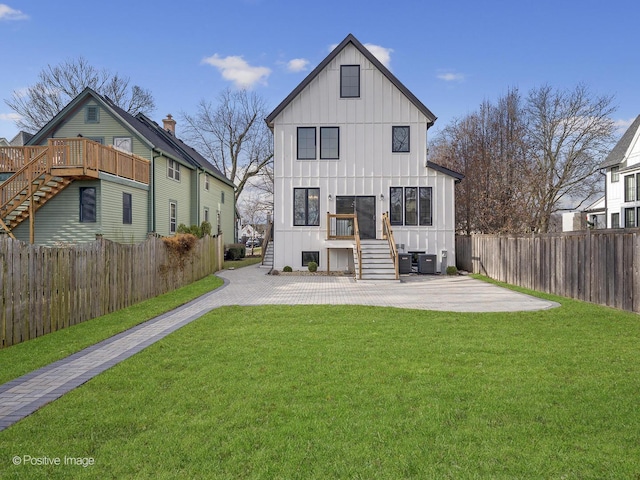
[
  {"x1": 625, "y1": 207, "x2": 635, "y2": 228},
  {"x1": 389, "y1": 187, "x2": 403, "y2": 225},
  {"x1": 320, "y1": 127, "x2": 340, "y2": 160},
  {"x1": 85, "y1": 105, "x2": 99, "y2": 124},
  {"x1": 168, "y1": 159, "x2": 181, "y2": 182},
  {"x1": 611, "y1": 166, "x2": 619, "y2": 183},
  {"x1": 79, "y1": 187, "x2": 97, "y2": 223},
  {"x1": 625, "y1": 174, "x2": 635, "y2": 202},
  {"x1": 204, "y1": 174, "x2": 210, "y2": 191},
  {"x1": 419, "y1": 187, "x2": 433, "y2": 226},
  {"x1": 340, "y1": 65, "x2": 360, "y2": 98},
  {"x1": 169, "y1": 201, "x2": 177, "y2": 234},
  {"x1": 293, "y1": 187, "x2": 320, "y2": 226},
  {"x1": 204, "y1": 207, "x2": 210, "y2": 223},
  {"x1": 113, "y1": 136, "x2": 133, "y2": 154},
  {"x1": 302, "y1": 251, "x2": 320, "y2": 267},
  {"x1": 392, "y1": 126, "x2": 410, "y2": 153},
  {"x1": 297, "y1": 127, "x2": 317, "y2": 160},
  {"x1": 122, "y1": 192, "x2": 132, "y2": 225},
  {"x1": 611, "y1": 212, "x2": 620, "y2": 229},
  {"x1": 389, "y1": 186, "x2": 434, "y2": 227}
]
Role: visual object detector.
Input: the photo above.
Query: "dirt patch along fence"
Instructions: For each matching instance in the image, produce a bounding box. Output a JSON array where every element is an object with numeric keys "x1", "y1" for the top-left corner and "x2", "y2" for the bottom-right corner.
[
  {"x1": 456, "y1": 230, "x2": 640, "y2": 313},
  {"x1": 0, "y1": 234, "x2": 223, "y2": 348}
]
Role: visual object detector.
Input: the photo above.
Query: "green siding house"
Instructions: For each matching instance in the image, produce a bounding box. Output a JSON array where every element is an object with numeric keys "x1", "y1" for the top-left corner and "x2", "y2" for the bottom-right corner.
[{"x1": 0, "y1": 88, "x2": 236, "y2": 246}]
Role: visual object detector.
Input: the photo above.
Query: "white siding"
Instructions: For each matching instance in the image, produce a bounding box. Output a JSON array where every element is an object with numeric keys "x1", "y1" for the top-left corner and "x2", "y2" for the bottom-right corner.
[{"x1": 272, "y1": 43, "x2": 457, "y2": 272}]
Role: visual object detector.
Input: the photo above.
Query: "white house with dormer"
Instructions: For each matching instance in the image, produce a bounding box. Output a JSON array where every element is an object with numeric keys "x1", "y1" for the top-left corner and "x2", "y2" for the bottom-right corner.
[
  {"x1": 600, "y1": 115, "x2": 640, "y2": 228},
  {"x1": 265, "y1": 34, "x2": 463, "y2": 279}
]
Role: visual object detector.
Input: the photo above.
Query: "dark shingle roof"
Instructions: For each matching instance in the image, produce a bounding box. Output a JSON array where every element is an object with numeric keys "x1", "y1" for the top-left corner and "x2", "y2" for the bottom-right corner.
[
  {"x1": 265, "y1": 33, "x2": 437, "y2": 128},
  {"x1": 600, "y1": 114, "x2": 640, "y2": 169}
]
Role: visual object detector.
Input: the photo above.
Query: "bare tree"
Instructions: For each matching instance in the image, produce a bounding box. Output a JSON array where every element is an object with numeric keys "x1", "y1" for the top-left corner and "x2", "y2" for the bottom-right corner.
[
  {"x1": 5, "y1": 56, "x2": 155, "y2": 133},
  {"x1": 238, "y1": 190, "x2": 269, "y2": 255},
  {"x1": 181, "y1": 88, "x2": 273, "y2": 202},
  {"x1": 526, "y1": 84, "x2": 616, "y2": 232}
]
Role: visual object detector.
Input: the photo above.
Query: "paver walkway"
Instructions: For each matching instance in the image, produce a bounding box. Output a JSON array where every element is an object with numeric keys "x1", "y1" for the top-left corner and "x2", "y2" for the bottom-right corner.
[{"x1": 0, "y1": 265, "x2": 558, "y2": 431}]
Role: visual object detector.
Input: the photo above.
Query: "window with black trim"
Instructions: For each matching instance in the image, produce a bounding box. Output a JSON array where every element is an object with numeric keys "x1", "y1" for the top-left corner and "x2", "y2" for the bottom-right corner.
[
  {"x1": 294, "y1": 188, "x2": 320, "y2": 226},
  {"x1": 611, "y1": 166, "x2": 619, "y2": 182},
  {"x1": 320, "y1": 127, "x2": 339, "y2": 159},
  {"x1": 169, "y1": 201, "x2": 177, "y2": 234},
  {"x1": 392, "y1": 126, "x2": 410, "y2": 153},
  {"x1": 168, "y1": 159, "x2": 181, "y2": 181},
  {"x1": 79, "y1": 187, "x2": 96, "y2": 223},
  {"x1": 625, "y1": 174, "x2": 635, "y2": 202},
  {"x1": 340, "y1": 65, "x2": 360, "y2": 98},
  {"x1": 302, "y1": 251, "x2": 319, "y2": 266},
  {"x1": 297, "y1": 127, "x2": 316, "y2": 159},
  {"x1": 419, "y1": 187, "x2": 432, "y2": 226},
  {"x1": 625, "y1": 207, "x2": 635, "y2": 228},
  {"x1": 612, "y1": 212, "x2": 620, "y2": 228},
  {"x1": 405, "y1": 187, "x2": 417, "y2": 225},
  {"x1": 390, "y1": 186, "x2": 433, "y2": 226},
  {"x1": 122, "y1": 192, "x2": 132, "y2": 224},
  {"x1": 85, "y1": 105, "x2": 99, "y2": 123},
  {"x1": 390, "y1": 187, "x2": 403, "y2": 225}
]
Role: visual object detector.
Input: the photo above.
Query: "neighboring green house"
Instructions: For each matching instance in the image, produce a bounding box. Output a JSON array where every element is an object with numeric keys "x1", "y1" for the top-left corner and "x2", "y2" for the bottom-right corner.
[{"x1": 0, "y1": 87, "x2": 236, "y2": 245}]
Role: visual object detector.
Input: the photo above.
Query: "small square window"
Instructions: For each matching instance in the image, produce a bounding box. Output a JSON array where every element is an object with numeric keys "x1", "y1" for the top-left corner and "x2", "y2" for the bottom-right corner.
[
  {"x1": 392, "y1": 126, "x2": 410, "y2": 153},
  {"x1": 340, "y1": 65, "x2": 360, "y2": 98},
  {"x1": 302, "y1": 251, "x2": 319, "y2": 267},
  {"x1": 113, "y1": 137, "x2": 132, "y2": 153},
  {"x1": 85, "y1": 105, "x2": 99, "y2": 123}
]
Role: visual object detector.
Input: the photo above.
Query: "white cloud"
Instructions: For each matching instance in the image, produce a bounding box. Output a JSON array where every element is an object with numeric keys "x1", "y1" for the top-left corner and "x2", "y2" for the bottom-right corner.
[
  {"x1": 0, "y1": 4, "x2": 28, "y2": 20},
  {"x1": 0, "y1": 112, "x2": 21, "y2": 122},
  {"x1": 202, "y1": 54, "x2": 271, "y2": 89},
  {"x1": 286, "y1": 58, "x2": 309, "y2": 73},
  {"x1": 437, "y1": 71, "x2": 465, "y2": 82},
  {"x1": 328, "y1": 42, "x2": 393, "y2": 69},
  {"x1": 614, "y1": 117, "x2": 636, "y2": 132}
]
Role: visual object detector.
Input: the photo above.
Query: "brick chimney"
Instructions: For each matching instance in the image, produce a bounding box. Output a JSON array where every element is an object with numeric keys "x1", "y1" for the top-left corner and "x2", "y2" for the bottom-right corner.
[{"x1": 163, "y1": 114, "x2": 176, "y2": 135}]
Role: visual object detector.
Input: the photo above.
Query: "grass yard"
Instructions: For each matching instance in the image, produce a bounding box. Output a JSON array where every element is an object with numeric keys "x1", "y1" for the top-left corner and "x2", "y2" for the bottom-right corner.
[{"x1": 1, "y1": 282, "x2": 639, "y2": 479}]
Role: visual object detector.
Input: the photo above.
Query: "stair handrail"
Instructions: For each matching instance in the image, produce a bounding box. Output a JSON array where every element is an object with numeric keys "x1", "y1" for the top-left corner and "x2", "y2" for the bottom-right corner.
[
  {"x1": 353, "y1": 215, "x2": 362, "y2": 280},
  {"x1": 261, "y1": 221, "x2": 273, "y2": 265},
  {"x1": 0, "y1": 148, "x2": 50, "y2": 216},
  {"x1": 382, "y1": 212, "x2": 399, "y2": 280}
]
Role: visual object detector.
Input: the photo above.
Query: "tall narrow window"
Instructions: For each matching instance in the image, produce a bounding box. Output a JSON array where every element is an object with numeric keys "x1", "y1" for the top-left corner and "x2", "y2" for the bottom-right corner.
[
  {"x1": 221, "y1": 191, "x2": 225, "y2": 204},
  {"x1": 169, "y1": 201, "x2": 177, "y2": 234},
  {"x1": 625, "y1": 207, "x2": 635, "y2": 228},
  {"x1": 419, "y1": 187, "x2": 432, "y2": 226},
  {"x1": 625, "y1": 174, "x2": 635, "y2": 202},
  {"x1": 389, "y1": 187, "x2": 403, "y2": 225},
  {"x1": 340, "y1": 65, "x2": 360, "y2": 98},
  {"x1": 297, "y1": 127, "x2": 316, "y2": 159},
  {"x1": 79, "y1": 187, "x2": 96, "y2": 222},
  {"x1": 122, "y1": 192, "x2": 132, "y2": 224},
  {"x1": 294, "y1": 188, "x2": 320, "y2": 226},
  {"x1": 404, "y1": 187, "x2": 417, "y2": 226},
  {"x1": 204, "y1": 207, "x2": 210, "y2": 223},
  {"x1": 611, "y1": 166, "x2": 619, "y2": 182},
  {"x1": 320, "y1": 127, "x2": 339, "y2": 159},
  {"x1": 611, "y1": 212, "x2": 620, "y2": 228},
  {"x1": 392, "y1": 126, "x2": 410, "y2": 153},
  {"x1": 204, "y1": 174, "x2": 210, "y2": 191}
]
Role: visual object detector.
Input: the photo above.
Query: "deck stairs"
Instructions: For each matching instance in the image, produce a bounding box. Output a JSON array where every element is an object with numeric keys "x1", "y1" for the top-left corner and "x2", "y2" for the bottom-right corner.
[
  {"x1": 354, "y1": 239, "x2": 398, "y2": 281},
  {"x1": 262, "y1": 241, "x2": 274, "y2": 268}
]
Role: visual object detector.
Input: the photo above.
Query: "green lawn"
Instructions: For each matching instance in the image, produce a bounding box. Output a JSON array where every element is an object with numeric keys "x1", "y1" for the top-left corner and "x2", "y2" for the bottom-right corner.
[{"x1": 1, "y1": 281, "x2": 639, "y2": 478}]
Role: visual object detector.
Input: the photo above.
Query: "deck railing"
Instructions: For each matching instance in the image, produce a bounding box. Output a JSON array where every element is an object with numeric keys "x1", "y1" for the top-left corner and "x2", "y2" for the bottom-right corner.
[
  {"x1": 326, "y1": 213, "x2": 356, "y2": 240},
  {"x1": 382, "y1": 212, "x2": 399, "y2": 280}
]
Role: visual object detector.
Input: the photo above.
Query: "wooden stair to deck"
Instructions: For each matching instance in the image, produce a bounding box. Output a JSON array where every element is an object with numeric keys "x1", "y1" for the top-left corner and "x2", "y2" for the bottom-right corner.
[{"x1": 354, "y1": 239, "x2": 398, "y2": 281}]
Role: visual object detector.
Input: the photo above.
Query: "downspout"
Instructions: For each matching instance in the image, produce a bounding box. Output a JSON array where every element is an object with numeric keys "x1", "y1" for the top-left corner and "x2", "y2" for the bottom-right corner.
[{"x1": 601, "y1": 169, "x2": 607, "y2": 228}]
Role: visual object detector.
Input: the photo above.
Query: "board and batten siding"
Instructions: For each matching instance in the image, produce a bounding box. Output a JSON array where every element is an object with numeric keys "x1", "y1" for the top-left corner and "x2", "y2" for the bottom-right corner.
[
  {"x1": 13, "y1": 180, "x2": 102, "y2": 246},
  {"x1": 271, "y1": 43, "x2": 456, "y2": 271}
]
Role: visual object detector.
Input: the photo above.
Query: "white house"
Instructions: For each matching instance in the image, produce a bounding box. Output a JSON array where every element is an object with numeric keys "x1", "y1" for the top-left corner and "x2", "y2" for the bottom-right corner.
[
  {"x1": 265, "y1": 34, "x2": 463, "y2": 278},
  {"x1": 600, "y1": 114, "x2": 640, "y2": 228}
]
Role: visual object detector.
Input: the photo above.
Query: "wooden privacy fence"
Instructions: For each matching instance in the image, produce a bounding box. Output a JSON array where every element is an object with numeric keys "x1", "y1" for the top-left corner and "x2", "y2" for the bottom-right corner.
[
  {"x1": 456, "y1": 230, "x2": 640, "y2": 313},
  {"x1": 0, "y1": 234, "x2": 223, "y2": 348}
]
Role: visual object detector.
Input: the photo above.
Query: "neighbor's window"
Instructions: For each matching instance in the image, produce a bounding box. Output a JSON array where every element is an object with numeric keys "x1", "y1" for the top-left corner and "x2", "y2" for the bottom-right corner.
[
  {"x1": 204, "y1": 207, "x2": 210, "y2": 223},
  {"x1": 85, "y1": 105, "x2": 99, "y2": 123},
  {"x1": 340, "y1": 65, "x2": 360, "y2": 98},
  {"x1": 390, "y1": 187, "x2": 403, "y2": 225},
  {"x1": 294, "y1": 188, "x2": 320, "y2": 226},
  {"x1": 122, "y1": 192, "x2": 132, "y2": 224},
  {"x1": 113, "y1": 137, "x2": 132, "y2": 153},
  {"x1": 302, "y1": 251, "x2": 319, "y2": 266},
  {"x1": 392, "y1": 126, "x2": 410, "y2": 153},
  {"x1": 625, "y1": 174, "x2": 635, "y2": 202},
  {"x1": 204, "y1": 174, "x2": 210, "y2": 191},
  {"x1": 419, "y1": 187, "x2": 432, "y2": 226},
  {"x1": 320, "y1": 127, "x2": 339, "y2": 159},
  {"x1": 297, "y1": 127, "x2": 316, "y2": 160},
  {"x1": 79, "y1": 187, "x2": 96, "y2": 223},
  {"x1": 221, "y1": 191, "x2": 225, "y2": 204},
  {"x1": 625, "y1": 207, "x2": 635, "y2": 228},
  {"x1": 611, "y1": 212, "x2": 620, "y2": 228},
  {"x1": 611, "y1": 166, "x2": 619, "y2": 182},
  {"x1": 168, "y1": 159, "x2": 181, "y2": 181},
  {"x1": 169, "y1": 201, "x2": 177, "y2": 234}
]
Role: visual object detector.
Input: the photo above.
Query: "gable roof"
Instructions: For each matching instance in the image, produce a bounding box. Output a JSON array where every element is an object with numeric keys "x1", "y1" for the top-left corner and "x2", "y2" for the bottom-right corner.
[
  {"x1": 265, "y1": 33, "x2": 437, "y2": 129},
  {"x1": 600, "y1": 114, "x2": 640, "y2": 169},
  {"x1": 28, "y1": 87, "x2": 235, "y2": 188}
]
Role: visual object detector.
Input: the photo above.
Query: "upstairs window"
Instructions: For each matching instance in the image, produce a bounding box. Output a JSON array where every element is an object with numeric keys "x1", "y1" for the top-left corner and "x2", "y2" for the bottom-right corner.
[
  {"x1": 113, "y1": 137, "x2": 132, "y2": 154},
  {"x1": 340, "y1": 65, "x2": 360, "y2": 98},
  {"x1": 85, "y1": 105, "x2": 99, "y2": 123},
  {"x1": 392, "y1": 126, "x2": 410, "y2": 153},
  {"x1": 611, "y1": 166, "x2": 619, "y2": 182},
  {"x1": 624, "y1": 174, "x2": 635, "y2": 202},
  {"x1": 297, "y1": 127, "x2": 316, "y2": 159},
  {"x1": 168, "y1": 159, "x2": 181, "y2": 181},
  {"x1": 204, "y1": 174, "x2": 210, "y2": 191},
  {"x1": 320, "y1": 127, "x2": 339, "y2": 159}
]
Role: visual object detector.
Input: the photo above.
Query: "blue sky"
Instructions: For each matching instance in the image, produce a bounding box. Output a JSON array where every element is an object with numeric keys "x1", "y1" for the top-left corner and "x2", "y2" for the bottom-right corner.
[{"x1": 0, "y1": 0, "x2": 638, "y2": 143}]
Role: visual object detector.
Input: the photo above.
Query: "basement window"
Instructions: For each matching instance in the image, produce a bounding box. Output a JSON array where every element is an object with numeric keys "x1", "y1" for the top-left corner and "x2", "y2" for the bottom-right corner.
[{"x1": 302, "y1": 251, "x2": 319, "y2": 267}]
